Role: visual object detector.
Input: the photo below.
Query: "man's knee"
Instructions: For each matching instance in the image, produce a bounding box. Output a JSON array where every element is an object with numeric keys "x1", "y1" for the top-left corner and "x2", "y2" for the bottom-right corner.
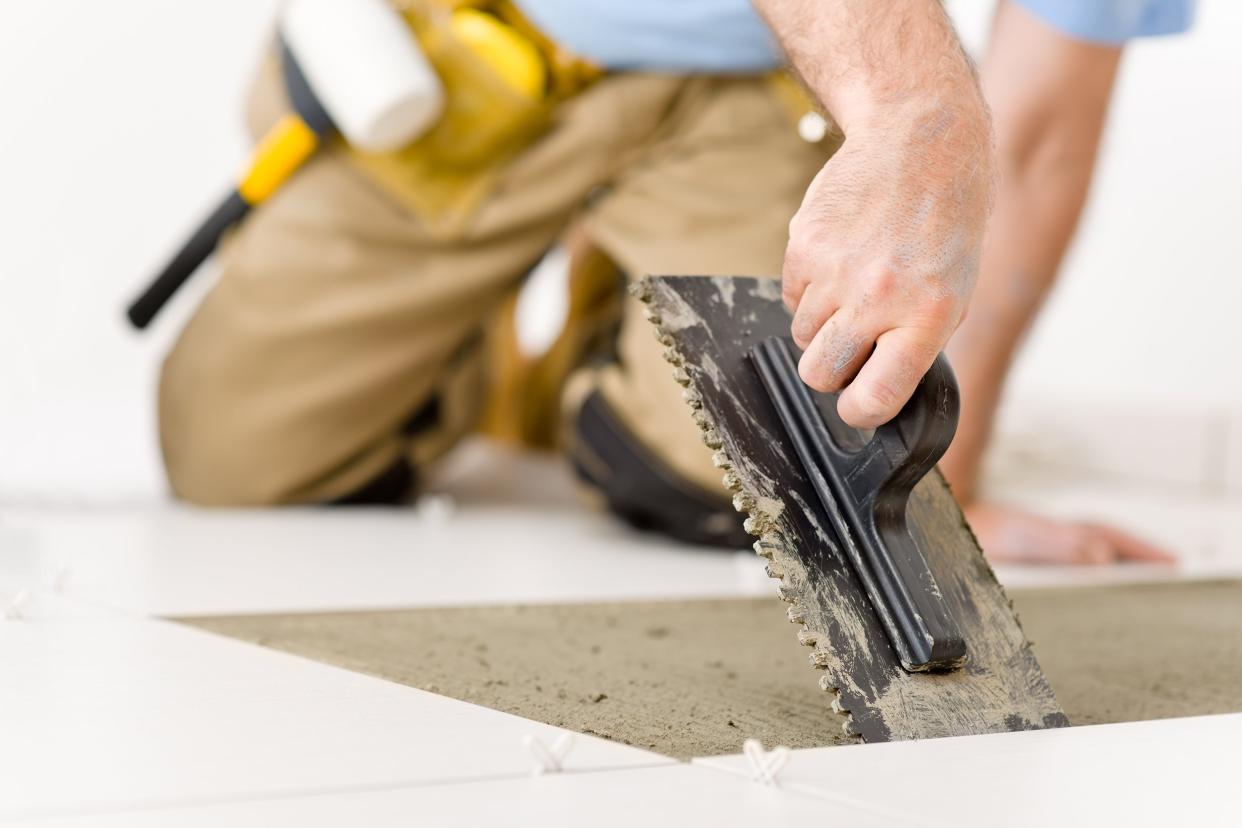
[
  {"x1": 158, "y1": 347, "x2": 294, "y2": 506},
  {"x1": 157, "y1": 344, "x2": 416, "y2": 507}
]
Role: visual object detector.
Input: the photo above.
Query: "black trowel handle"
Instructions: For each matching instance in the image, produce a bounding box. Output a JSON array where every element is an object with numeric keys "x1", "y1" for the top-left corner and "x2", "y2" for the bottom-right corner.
[{"x1": 749, "y1": 337, "x2": 967, "y2": 672}]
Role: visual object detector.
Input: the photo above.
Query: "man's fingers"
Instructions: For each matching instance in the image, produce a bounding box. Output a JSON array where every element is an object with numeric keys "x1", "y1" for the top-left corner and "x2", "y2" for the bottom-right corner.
[
  {"x1": 963, "y1": 501, "x2": 1173, "y2": 568},
  {"x1": 836, "y1": 328, "x2": 939, "y2": 428},
  {"x1": 1077, "y1": 535, "x2": 1115, "y2": 566},
  {"x1": 797, "y1": 314, "x2": 874, "y2": 393},
  {"x1": 782, "y1": 277, "x2": 807, "y2": 313},
  {"x1": 789, "y1": 285, "x2": 838, "y2": 350},
  {"x1": 1082, "y1": 523, "x2": 1178, "y2": 564},
  {"x1": 779, "y1": 231, "x2": 818, "y2": 311}
]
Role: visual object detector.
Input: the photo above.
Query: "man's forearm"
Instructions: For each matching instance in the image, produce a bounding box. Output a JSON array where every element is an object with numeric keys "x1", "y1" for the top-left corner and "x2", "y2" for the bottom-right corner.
[
  {"x1": 754, "y1": 0, "x2": 995, "y2": 428},
  {"x1": 940, "y1": 2, "x2": 1122, "y2": 503},
  {"x1": 753, "y1": 0, "x2": 988, "y2": 133}
]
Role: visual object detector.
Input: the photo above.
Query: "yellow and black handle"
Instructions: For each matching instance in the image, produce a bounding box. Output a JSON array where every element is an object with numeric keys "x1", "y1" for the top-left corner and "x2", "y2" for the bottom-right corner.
[
  {"x1": 126, "y1": 45, "x2": 331, "y2": 329},
  {"x1": 127, "y1": 8, "x2": 563, "y2": 329}
]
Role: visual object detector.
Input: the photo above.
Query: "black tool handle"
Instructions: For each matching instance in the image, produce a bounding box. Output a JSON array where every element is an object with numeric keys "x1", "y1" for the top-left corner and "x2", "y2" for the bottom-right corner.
[
  {"x1": 125, "y1": 191, "x2": 251, "y2": 329},
  {"x1": 749, "y1": 337, "x2": 966, "y2": 672}
]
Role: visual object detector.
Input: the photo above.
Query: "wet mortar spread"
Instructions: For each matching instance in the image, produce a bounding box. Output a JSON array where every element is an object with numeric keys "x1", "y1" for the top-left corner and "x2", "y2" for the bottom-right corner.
[{"x1": 184, "y1": 579, "x2": 1242, "y2": 759}]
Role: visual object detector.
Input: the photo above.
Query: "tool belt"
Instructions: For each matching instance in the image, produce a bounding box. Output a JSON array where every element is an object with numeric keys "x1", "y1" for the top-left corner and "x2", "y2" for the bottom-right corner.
[
  {"x1": 124, "y1": 0, "x2": 828, "y2": 330},
  {"x1": 346, "y1": 0, "x2": 602, "y2": 235}
]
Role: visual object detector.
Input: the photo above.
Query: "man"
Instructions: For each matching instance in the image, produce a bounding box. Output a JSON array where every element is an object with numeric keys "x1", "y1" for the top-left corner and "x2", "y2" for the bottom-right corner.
[
  {"x1": 155, "y1": 1, "x2": 1178, "y2": 560},
  {"x1": 551, "y1": 0, "x2": 1191, "y2": 561}
]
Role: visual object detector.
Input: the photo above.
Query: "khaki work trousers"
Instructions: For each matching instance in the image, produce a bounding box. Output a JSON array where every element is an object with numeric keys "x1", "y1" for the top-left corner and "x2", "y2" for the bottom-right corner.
[{"x1": 159, "y1": 67, "x2": 836, "y2": 506}]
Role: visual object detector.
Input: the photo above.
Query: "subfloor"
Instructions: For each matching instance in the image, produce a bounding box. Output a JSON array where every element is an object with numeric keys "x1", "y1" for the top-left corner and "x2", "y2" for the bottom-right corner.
[{"x1": 187, "y1": 581, "x2": 1242, "y2": 759}]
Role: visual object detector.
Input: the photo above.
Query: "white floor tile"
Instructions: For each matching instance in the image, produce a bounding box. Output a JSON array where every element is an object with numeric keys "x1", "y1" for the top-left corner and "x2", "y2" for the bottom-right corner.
[
  {"x1": 0, "y1": 617, "x2": 666, "y2": 821},
  {"x1": 2, "y1": 764, "x2": 913, "y2": 828},
  {"x1": 0, "y1": 527, "x2": 117, "y2": 619},
  {"x1": 0, "y1": 505, "x2": 765, "y2": 617},
  {"x1": 13, "y1": 435, "x2": 1238, "y2": 612},
  {"x1": 0, "y1": 585, "x2": 119, "y2": 621},
  {"x1": 0, "y1": 440, "x2": 767, "y2": 617},
  {"x1": 695, "y1": 714, "x2": 1242, "y2": 828}
]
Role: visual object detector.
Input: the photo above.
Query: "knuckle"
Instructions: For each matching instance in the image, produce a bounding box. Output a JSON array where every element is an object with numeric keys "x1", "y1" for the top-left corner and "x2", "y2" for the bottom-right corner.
[
  {"x1": 903, "y1": 342, "x2": 939, "y2": 377},
  {"x1": 863, "y1": 267, "x2": 899, "y2": 299},
  {"x1": 855, "y1": 378, "x2": 903, "y2": 420},
  {"x1": 784, "y1": 227, "x2": 815, "y2": 262},
  {"x1": 921, "y1": 293, "x2": 964, "y2": 326},
  {"x1": 798, "y1": 354, "x2": 837, "y2": 393},
  {"x1": 820, "y1": 374, "x2": 848, "y2": 393},
  {"x1": 889, "y1": 332, "x2": 941, "y2": 373},
  {"x1": 781, "y1": 254, "x2": 812, "y2": 301},
  {"x1": 781, "y1": 279, "x2": 801, "y2": 310},
  {"x1": 797, "y1": 360, "x2": 824, "y2": 391},
  {"x1": 824, "y1": 331, "x2": 866, "y2": 378},
  {"x1": 787, "y1": 210, "x2": 815, "y2": 245},
  {"x1": 791, "y1": 314, "x2": 818, "y2": 349}
]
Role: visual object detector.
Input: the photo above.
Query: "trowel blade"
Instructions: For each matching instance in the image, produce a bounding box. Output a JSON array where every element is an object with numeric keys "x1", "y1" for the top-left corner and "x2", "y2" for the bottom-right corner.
[{"x1": 636, "y1": 275, "x2": 1068, "y2": 743}]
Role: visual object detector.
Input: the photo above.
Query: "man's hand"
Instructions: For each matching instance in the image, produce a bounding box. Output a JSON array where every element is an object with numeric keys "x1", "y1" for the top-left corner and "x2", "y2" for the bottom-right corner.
[
  {"x1": 966, "y1": 502, "x2": 1176, "y2": 566},
  {"x1": 755, "y1": 1, "x2": 994, "y2": 427}
]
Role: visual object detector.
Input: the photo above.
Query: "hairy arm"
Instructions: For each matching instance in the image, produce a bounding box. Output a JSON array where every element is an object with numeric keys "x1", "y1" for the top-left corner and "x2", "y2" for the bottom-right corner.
[
  {"x1": 935, "y1": 3, "x2": 1170, "y2": 566},
  {"x1": 941, "y1": 1, "x2": 1122, "y2": 504},
  {"x1": 753, "y1": 0, "x2": 995, "y2": 427}
]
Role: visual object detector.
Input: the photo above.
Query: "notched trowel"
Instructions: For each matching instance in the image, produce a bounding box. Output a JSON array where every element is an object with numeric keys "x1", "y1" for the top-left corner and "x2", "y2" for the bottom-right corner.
[{"x1": 636, "y1": 275, "x2": 1068, "y2": 743}]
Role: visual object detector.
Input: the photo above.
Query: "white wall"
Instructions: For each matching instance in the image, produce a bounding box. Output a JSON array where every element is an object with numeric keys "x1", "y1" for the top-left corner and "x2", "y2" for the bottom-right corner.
[
  {"x1": 1, "y1": 1, "x2": 1239, "y2": 501},
  {"x1": 0, "y1": 1, "x2": 280, "y2": 500}
]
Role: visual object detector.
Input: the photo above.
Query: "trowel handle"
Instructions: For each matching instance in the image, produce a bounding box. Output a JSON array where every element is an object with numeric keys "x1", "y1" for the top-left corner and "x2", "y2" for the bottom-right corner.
[
  {"x1": 748, "y1": 337, "x2": 967, "y2": 672},
  {"x1": 873, "y1": 352, "x2": 960, "y2": 488}
]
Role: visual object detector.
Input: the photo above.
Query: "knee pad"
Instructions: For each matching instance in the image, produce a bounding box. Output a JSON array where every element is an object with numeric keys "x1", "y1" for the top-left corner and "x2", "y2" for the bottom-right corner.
[{"x1": 568, "y1": 390, "x2": 750, "y2": 549}]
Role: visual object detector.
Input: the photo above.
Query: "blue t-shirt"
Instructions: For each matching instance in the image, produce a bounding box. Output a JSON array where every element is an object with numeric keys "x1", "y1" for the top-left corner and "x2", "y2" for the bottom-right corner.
[
  {"x1": 514, "y1": 0, "x2": 1196, "y2": 71},
  {"x1": 1015, "y1": 0, "x2": 1196, "y2": 43}
]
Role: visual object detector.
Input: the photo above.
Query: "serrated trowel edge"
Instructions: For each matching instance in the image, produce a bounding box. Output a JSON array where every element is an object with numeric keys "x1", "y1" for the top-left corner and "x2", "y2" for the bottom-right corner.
[{"x1": 632, "y1": 277, "x2": 863, "y2": 743}]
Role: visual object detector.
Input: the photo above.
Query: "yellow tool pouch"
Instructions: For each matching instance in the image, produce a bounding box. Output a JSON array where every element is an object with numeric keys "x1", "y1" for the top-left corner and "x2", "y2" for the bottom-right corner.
[{"x1": 346, "y1": 1, "x2": 597, "y2": 236}]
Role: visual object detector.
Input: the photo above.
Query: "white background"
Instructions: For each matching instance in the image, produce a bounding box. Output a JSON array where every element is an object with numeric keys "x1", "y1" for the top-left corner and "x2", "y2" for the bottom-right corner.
[{"x1": 1, "y1": 1, "x2": 1239, "y2": 501}]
